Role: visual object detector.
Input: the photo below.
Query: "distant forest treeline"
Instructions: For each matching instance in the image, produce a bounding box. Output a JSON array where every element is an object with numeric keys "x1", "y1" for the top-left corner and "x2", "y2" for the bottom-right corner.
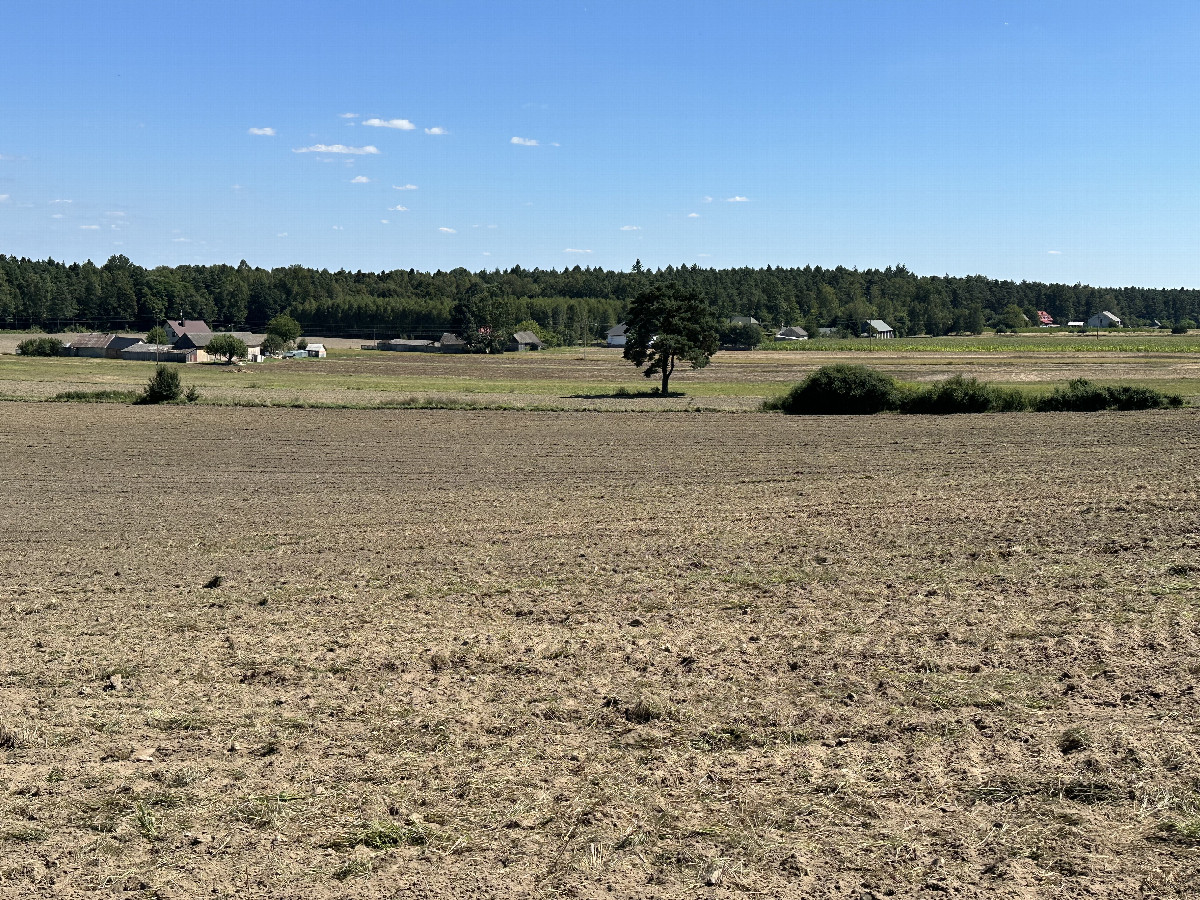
[{"x1": 2, "y1": 253, "x2": 1198, "y2": 340}]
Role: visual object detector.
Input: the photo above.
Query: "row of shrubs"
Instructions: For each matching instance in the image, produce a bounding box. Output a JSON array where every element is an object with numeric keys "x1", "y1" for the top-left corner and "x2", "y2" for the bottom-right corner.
[
  {"x1": 16, "y1": 337, "x2": 64, "y2": 356},
  {"x1": 764, "y1": 365, "x2": 1186, "y2": 415}
]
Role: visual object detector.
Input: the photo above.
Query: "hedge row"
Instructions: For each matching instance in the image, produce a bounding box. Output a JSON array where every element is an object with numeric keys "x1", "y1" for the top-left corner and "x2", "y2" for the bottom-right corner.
[{"x1": 764, "y1": 365, "x2": 1185, "y2": 415}]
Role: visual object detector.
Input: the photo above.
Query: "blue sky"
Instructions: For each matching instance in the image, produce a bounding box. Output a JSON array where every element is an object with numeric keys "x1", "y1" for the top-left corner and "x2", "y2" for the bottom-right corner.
[{"x1": 2, "y1": 1, "x2": 1199, "y2": 286}]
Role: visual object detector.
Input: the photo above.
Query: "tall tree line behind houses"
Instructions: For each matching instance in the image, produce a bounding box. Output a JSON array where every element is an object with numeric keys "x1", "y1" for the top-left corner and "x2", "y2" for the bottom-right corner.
[{"x1": 2, "y1": 254, "x2": 1198, "y2": 341}]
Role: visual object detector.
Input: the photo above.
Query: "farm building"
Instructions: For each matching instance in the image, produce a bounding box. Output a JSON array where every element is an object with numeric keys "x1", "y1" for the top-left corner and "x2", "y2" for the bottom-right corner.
[
  {"x1": 66, "y1": 334, "x2": 141, "y2": 358},
  {"x1": 1087, "y1": 311, "x2": 1121, "y2": 328},
  {"x1": 818, "y1": 327, "x2": 836, "y2": 337},
  {"x1": 508, "y1": 331, "x2": 545, "y2": 352},
  {"x1": 378, "y1": 339, "x2": 438, "y2": 352},
  {"x1": 1068, "y1": 320, "x2": 1085, "y2": 328},
  {"x1": 729, "y1": 316, "x2": 760, "y2": 326},
  {"x1": 304, "y1": 343, "x2": 326, "y2": 358},
  {"x1": 173, "y1": 331, "x2": 265, "y2": 362},
  {"x1": 775, "y1": 326, "x2": 809, "y2": 341},
  {"x1": 606, "y1": 324, "x2": 628, "y2": 347},
  {"x1": 1037, "y1": 310, "x2": 1055, "y2": 326},
  {"x1": 119, "y1": 343, "x2": 199, "y2": 363},
  {"x1": 862, "y1": 319, "x2": 896, "y2": 339},
  {"x1": 165, "y1": 319, "x2": 210, "y2": 341},
  {"x1": 439, "y1": 333, "x2": 467, "y2": 353}
]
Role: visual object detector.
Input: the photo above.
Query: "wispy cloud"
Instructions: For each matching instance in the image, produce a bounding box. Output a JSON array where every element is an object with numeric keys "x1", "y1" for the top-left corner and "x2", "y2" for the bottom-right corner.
[
  {"x1": 511, "y1": 136, "x2": 539, "y2": 146},
  {"x1": 380, "y1": 219, "x2": 389, "y2": 224},
  {"x1": 0, "y1": 194, "x2": 9, "y2": 202},
  {"x1": 293, "y1": 144, "x2": 380, "y2": 155},
  {"x1": 332, "y1": 225, "x2": 344, "y2": 230},
  {"x1": 424, "y1": 127, "x2": 447, "y2": 135},
  {"x1": 703, "y1": 196, "x2": 713, "y2": 203},
  {"x1": 439, "y1": 227, "x2": 457, "y2": 233},
  {"x1": 564, "y1": 248, "x2": 592, "y2": 253},
  {"x1": 248, "y1": 127, "x2": 276, "y2": 136},
  {"x1": 619, "y1": 225, "x2": 640, "y2": 231},
  {"x1": 393, "y1": 184, "x2": 418, "y2": 190},
  {"x1": 80, "y1": 224, "x2": 99, "y2": 230},
  {"x1": 51, "y1": 198, "x2": 72, "y2": 204},
  {"x1": 363, "y1": 118, "x2": 415, "y2": 130},
  {"x1": 388, "y1": 205, "x2": 408, "y2": 211},
  {"x1": 1047, "y1": 250, "x2": 1062, "y2": 255},
  {"x1": 172, "y1": 237, "x2": 191, "y2": 243},
  {"x1": 0, "y1": 154, "x2": 24, "y2": 162},
  {"x1": 105, "y1": 211, "x2": 126, "y2": 217},
  {"x1": 726, "y1": 196, "x2": 749, "y2": 202},
  {"x1": 277, "y1": 232, "x2": 288, "y2": 237},
  {"x1": 350, "y1": 175, "x2": 370, "y2": 183},
  {"x1": 51, "y1": 213, "x2": 64, "y2": 219},
  {"x1": 687, "y1": 212, "x2": 700, "y2": 218},
  {"x1": 339, "y1": 112, "x2": 359, "y2": 119}
]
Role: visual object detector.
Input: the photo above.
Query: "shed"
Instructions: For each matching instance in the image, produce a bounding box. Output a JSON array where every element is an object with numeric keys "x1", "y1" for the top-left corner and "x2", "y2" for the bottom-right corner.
[
  {"x1": 1087, "y1": 311, "x2": 1121, "y2": 328},
  {"x1": 606, "y1": 323, "x2": 628, "y2": 347},
  {"x1": 775, "y1": 326, "x2": 809, "y2": 341},
  {"x1": 66, "y1": 333, "x2": 132, "y2": 358},
  {"x1": 439, "y1": 333, "x2": 467, "y2": 353},
  {"x1": 729, "y1": 316, "x2": 760, "y2": 326},
  {"x1": 862, "y1": 319, "x2": 895, "y2": 339},
  {"x1": 1067, "y1": 320, "x2": 1085, "y2": 328},
  {"x1": 119, "y1": 343, "x2": 198, "y2": 363},
  {"x1": 508, "y1": 330, "x2": 545, "y2": 352},
  {"x1": 305, "y1": 343, "x2": 327, "y2": 358},
  {"x1": 165, "y1": 319, "x2": 210, "y2": 341},
  {"x1": 381, "y1": 339, "x2": 437, "y2": 352},
  {"x1": 817, "y1": 327, "x2": 836, "y2": 337}
]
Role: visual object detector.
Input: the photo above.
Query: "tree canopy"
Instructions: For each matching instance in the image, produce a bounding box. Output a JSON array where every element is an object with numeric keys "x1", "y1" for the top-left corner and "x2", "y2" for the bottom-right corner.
[
  {"x1": 206, "y1": 333, "x2": 248, "y2": 363},
  {"x1": 623, "y1": 283, "x2": 720, "y2": 394}
]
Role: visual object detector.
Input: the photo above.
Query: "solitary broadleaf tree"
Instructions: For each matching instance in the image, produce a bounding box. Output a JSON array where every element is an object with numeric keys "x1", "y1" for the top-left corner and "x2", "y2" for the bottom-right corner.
[
  {"x1": 623, "y1": 283, "x2": 720, "y2": 394},
  {"x1": 206, "y1": 333, "x2": 248, "y2": 363}
]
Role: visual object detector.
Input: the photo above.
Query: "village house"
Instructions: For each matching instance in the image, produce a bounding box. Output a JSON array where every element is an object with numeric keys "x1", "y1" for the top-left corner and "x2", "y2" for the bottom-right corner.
[
  {"x1": 65, "y1": 334, "x2": 141, "y2": 358},
  {"x1": 606, "y1": 324, "x2": 628, "y2": 347},
  {"x1": 119, "y1": 343, "x2": 199, "y2": 363},
  {"x1": 165, "y1": 319, "x2": 210, "y2": 342},
  {"x1": 775, "y1": 326, "x2": 809, "y2": 341},
  {"x1": 1037, "y1": 310, "x2": 1055, "y2": 326},
  {"x1": 508, "y1": 330, "x2": 545, "y2": 352},
  {"x1": 1087, "y1": 311, "x2": 1121, "y2": 328}
]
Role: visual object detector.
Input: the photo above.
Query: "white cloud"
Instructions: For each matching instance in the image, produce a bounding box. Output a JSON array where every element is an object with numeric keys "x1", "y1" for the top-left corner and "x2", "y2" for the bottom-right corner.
[
  {"x1": 0, "y1": 194, "x2": 9, "y2": 202},
  {"x1": 51, "y1": 213, "x2": 64, "y2": 219},
  {"x1": 726, "y1": 196, "x2": 749, "y2": 202},
  {"x1": 425, "y1": 127, "x2": 447, "y2": 135},
  {"x1": 172, "y1": 237, "x2": 191, "y2": 243},
  {"x1": 564, "y1": 248, "x2": 592, "y2": 253},
  {"x1": 80, "y1": 224, "x2": 99, "y2": 230},
  {"x1": 1048, "y1": 250, "x2": 1062, "y2": 255},
  {"x1": 388, "y1": 205, "x2": 408, "y2": 211},
  {"x1": 339, "y1": 112, "x2": 359, "y2": 119},
  {"x1": 332, "y1": 225, "x2": 344, "y2": 230},
  {"x1": 105, "y1": 211, "x2": 126, "y2": 217},
  {"x1": 51, "y1": 198, "x2": 71, "y2": 203},
  {"x1": 381, "y1": 219, "x2": 389, "y2": 224},
  {"x1": 0, "y1": 154, "x2": 23, "y2": 162},
  {"x1": 688, "y1": 212, "x2": 700, "y2": 218},
  {"x1": 248, "y1": 127, "x2": 276, "y2": 136},
  {"x1": 483, "y1": 251, "x2": 491, "y2": 256},
  {"x1": 620, "y1": 225, "x2": 640, "y2": 231},
  {"x1": 439, "y1": 227, "x2": 457, "y2": 233},
  {"x1": 363, "y1": 118, "x2": 415, "y2": 130},
  {"x1": 703, "y1": 196, "x2": 713, "y2": 203},
  {"x1": 293, "y1": 144, "x2": 380, "y2": 155},
  {"x1": 393, "y1": 184, "x2": 418, "y2": 190},
  {"x1": 277, "y1": 232, "x2": 288, "y2": 237},
  {"x1": 350, "y1": 175, "x2": 370, "y2": 183},
  {"x1": 511, "y1": 136, "x2": 539, "y2": 146}
]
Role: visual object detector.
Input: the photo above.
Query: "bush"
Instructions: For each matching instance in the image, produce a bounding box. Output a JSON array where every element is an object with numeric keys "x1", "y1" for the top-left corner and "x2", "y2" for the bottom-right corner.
[
  {"x1": 146, "y1": 326, "x2": 169, "y2": 345},
  {"x1": 138, "y1": 365, "x2": 183, "y2": 404},
  {"x1": 1034, "y1": 378, "x2": 1182, "y2": 412},
  {"x1": 901, "y1": 375, "x2": 1030, "y2": 414},
  {"x1": 16, "y1": 337, "x2": 63, "y2": 357},
  {"x1": 261, "y1": 334, "x2": 286, "y2": 355},
  {"x1": 1172, "y1": 320, "x2": 1194, "y2": 334},
  {"x1": 768, "y1": 364, "x2": 899, "y2": 414}
]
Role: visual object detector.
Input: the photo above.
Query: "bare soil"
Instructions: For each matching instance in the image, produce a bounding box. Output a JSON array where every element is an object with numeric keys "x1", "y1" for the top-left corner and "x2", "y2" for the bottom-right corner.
[{"x1": 2, "y1": 403, "x2": 1199, "y2": 898}]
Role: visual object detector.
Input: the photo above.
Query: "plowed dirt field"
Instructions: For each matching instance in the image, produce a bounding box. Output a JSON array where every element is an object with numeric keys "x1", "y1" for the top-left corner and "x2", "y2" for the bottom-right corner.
[{"x1": 2, "y1": 403, "x2": 1199, "y2": 898}]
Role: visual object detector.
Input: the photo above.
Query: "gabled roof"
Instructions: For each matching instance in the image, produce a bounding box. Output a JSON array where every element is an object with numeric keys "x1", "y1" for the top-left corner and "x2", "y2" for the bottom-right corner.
[
  {"x1": 512, "y1": 330, "x2": 544, "y2": 346},
  {"x1": 1094, "y1": 310, "x2": 1121, "y2": 322},
  {"x1": 165, "y1": 319, "x2": 210, "y2": 337},
  {"x1": 440, "y1": 332, "x2": 466, "y2": 345},
  {"x1": 68, "y1": 333, "x2": 118, "y2": 349},
  {"x1": 776, "y1": 326, "x2": 808, "y2": 339},
  {"x1": 865, "y1": 319, "x2": 893, "y2": 332},
  {"x1": 175, "y1": 331, "x2": 265, "y2": 349},
  {"x1": 607, "y1": 323, "x2": 628, "y2": 337}
]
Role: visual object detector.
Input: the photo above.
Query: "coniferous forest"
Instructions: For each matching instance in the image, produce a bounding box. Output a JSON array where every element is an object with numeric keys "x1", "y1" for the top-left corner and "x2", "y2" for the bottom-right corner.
[{"x1": 2, "y1": 253, "x2": 1198, "y2": 341}]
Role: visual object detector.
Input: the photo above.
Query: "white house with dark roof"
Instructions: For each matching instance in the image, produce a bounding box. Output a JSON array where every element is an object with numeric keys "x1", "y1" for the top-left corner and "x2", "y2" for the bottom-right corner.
[
  {"x1": 606, "y1": 323, "x2": 628, "y2": 347},
  {"x1": 775, "y1": 326, "x2": 809, "y2": 341}
]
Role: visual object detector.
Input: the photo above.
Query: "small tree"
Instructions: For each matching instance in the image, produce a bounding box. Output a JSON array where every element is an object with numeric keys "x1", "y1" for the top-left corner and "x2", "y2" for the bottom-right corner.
[
  {"x1": 17, "y1": 337, "x2": 64, "y2": 356},
  {"x1": 206, "y1": 334, "x2": 247, "y2": 363},
  {"x1": 623, "y1": 283, "x2": 720, "y2": 394},
  {"x1": 261, "y1": 333, "x2": 286, "y2": 356},
  {"x1": 139, "y1": 365, "x2": 183, "y2": 404},
  {"x1": 266, "y1": 314, "x2": 302, "y2": 345},
  {"x1": 146, "y1": 326, "x2": 169, "y2": 345},
  {"x1": 720, "y1": 321, "x2": 763, "y2": 349},
  {"x1": 296, "y1": 337, "x2": 308, "y2": 350}
]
